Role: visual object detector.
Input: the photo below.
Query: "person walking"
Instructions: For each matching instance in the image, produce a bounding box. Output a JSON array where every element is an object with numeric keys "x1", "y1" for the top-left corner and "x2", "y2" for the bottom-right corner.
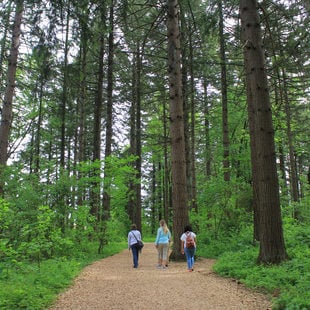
[
  {"x1": 128, "y1": 224, "x2": 142, "y2": 268},
  {"x1": 180, "y1": 225, "x2": 197, "y2": 272},
  {"x1": 155, "y1": 219, "x2": 171, "y2": 270}
]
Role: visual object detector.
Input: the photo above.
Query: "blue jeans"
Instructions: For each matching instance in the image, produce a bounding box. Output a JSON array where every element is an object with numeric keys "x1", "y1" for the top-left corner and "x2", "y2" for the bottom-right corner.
[
  {"x1": 184, "y1": 247, "x2": 196, "y2": 270},
  {"x1": 131, "y1": 244, "x2": 139, "y2": 268}
]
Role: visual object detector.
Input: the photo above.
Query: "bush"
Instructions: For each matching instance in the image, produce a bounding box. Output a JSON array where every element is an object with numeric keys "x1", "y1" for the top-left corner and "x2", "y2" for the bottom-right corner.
[
  {"x1": 211, "y1": 222, "x2": 310, "y2": 309},
  {"x1": 0, "y1": 241, "x2": 126, "y2": 309}
]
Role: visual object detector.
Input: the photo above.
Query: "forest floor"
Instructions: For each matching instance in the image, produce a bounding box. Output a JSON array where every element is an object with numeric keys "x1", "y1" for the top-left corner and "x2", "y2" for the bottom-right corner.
[{"x1": 49, "y1": 242, "x2": 272, "y2": 310}]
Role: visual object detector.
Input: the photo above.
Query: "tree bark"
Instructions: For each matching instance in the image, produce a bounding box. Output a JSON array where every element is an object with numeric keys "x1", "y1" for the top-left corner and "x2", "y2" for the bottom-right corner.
[
  {"x1": 162, "y1": 92, "x2": 171, "y2": 223},
  {"x1": 282, "y1": 68, "x2": 299, "y2": 204},
  {"x1": 0, "y1": 0, "x2": 13, "y2": 81},
  {"x1": 102, "y1": 3, "x2": 115, "y2": 224},
  {"x1": 219, "y1": 0, "x2": 230, "y2": 182},
  {"x1": 167, "y1": 0, "x2": 189, "y2": 260},
  {"x1": 240, "y1": 0, "x2": 288, "y2": 264},
  {"x1": 127, "y1": 43, "x2": 142, "y2": 231},
  {"x1": 188, "y1": 26, "x2": 197, "y2": 212},
  {"x1": 0, "y1": 0, "x2": 23, "y2": 195},
  {"x1": 203, "y1": 78, "x2": 212, "y2": 178},
  {"x1": 60, "y1": 1, "x2": 70, "y2": 169}
]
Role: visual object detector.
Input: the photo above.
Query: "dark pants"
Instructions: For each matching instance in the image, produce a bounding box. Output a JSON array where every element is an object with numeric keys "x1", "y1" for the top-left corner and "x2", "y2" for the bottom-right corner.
[{"x1": 131, "y1": 244, "x2": 139, "y2": 268}]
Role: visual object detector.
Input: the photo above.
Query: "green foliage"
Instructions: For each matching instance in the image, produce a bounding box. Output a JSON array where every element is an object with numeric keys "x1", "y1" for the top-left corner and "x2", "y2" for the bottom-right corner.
[
  {"x1": 0, "y1": 198, "x2": 12, "y2": 231},
  {"x1": 210, "y1": 221, "x2": 310, "y2": 309},
  {"x1": 0, "y1": 241, "x2": 126, "y2": 310},
  {"x1": 0, "y1": 154, "x2": 136, "y2": 308},
  {"x1": 193, "y1": 176, "x2": 253, "y2": 242},
  {"x1": 193, "y1": 179, "x2": 309, "y2": 309}
]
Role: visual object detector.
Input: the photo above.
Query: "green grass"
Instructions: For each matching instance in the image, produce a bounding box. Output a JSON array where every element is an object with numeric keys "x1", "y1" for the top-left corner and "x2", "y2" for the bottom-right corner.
[
  {"x1": 198, "y1": 223, "x2": 310, "y2": 310},
  {"x1": 212, "y1": 248, "x2": 310, "y2": 309},
  {"x1": 1, "y1": 222, "x2": 308, "y2": 310},
  {"x1": 0, "y1": 241, "x2": 127, "y2": 310}
]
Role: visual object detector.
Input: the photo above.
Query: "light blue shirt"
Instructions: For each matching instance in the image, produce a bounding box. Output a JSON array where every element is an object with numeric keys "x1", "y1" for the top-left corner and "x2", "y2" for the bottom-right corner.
[{"x1": 155, "y1": 227, "x2": 171, "y2": 245}]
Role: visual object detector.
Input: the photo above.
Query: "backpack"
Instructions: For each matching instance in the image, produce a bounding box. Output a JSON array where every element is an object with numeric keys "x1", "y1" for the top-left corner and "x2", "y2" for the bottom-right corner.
[{"x1": 186, "y1": 232, "x2": 195, "y2": 248}]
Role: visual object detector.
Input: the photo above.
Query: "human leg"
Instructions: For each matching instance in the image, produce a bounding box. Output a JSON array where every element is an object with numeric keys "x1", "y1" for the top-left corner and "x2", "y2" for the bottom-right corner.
[
  {"x1": 157, "y1": 244, "x2": 164, "y2": 267},
  {"x1": 184, "y1": 247, "x2": 192, "y2": 270},
  {"x1": 162, "y1": 243, "x2": 169, "y2": 267},
  {"x1": 189, "y1": 247, "x2": 195, "y2": 270},
  {"x1": 184, "y1": 247, "x2": 195, "y2": 270},
  {"x1": 131, "y1": 244, "x2": 139, "y2": 268}
]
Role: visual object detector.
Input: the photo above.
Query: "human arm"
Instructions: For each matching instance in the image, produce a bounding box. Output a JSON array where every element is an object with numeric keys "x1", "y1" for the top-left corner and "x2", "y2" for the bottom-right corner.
[
  {"x1": 181, "y1": 240, "x2": 185, "y2": 254},
  {"x1": 168, "y1": 230, "x2": 172, "y2": 242},
  {"x1": 155, "y1": 228, "x2": 160, "y2": 247},
  {"x1": 128, "y1": 232, "x2": 131, "y2": 250}
]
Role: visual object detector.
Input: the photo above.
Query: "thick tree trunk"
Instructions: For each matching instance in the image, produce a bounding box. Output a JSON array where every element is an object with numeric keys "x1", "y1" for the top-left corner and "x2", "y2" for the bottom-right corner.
[
  {"x1": 0, "y1": 0, "x2": 23, "y2": 196},
  {"x1": 240, "y1": 0, "x2": 288, "y2": 264},
  {"x1": 167, "y1": 0, "x2": 189, "y2": 260}
]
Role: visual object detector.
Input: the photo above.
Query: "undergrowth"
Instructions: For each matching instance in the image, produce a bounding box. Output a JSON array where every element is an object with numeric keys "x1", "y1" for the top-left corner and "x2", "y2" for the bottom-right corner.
[
  {"x1": 198, "y1": 221, "x2": 310, "y2": 310},
  {"x1": 0, "y1": 241, "x2": 126, "y2": 309}
]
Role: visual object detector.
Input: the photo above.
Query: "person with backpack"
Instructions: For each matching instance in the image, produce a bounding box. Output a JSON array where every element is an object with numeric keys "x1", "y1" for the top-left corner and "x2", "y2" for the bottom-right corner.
[
  {"x1": 155, "y1": 219, "x2": 171, "y2": 270},
  {"x1": 180, "y1": 225, "x2": 197, "y2": 272},
  {"x1": 128, "y1": 223, "x2": 142, "y2": 268}
]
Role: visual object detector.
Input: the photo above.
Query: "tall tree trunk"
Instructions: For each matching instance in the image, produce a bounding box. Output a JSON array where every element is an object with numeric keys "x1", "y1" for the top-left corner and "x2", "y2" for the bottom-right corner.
[
  {"x1": 240, "y1": 0, "x2": 288, "y2": 264},
  {"x1": 33, "y1": 80, "x2": 44, "y2": 174},
  {"x1": 203, "y1": 78, "x2": 212, "y2": 178},
  {"x1": 219, "y1": 0, "x2": 230, "y2": 182},
  {"x1": 167, "y1": 0, "x2": 189, "y2": 260},
  {"x1": 75, "y1": 24, "x2": 88, "y2": 208},
  {"x1": 189, "y1": 28, "x2": 197, "y2": 212},
  {"x1": 91, "y1": 4, "x2": 106, "y2": 253},
  {"x1": 60, "y1": 1, "x2": 70, "y2": 169},
  {"x1": 0, "y1": 0, "x2": 13, "y2": 81},
  {"x1": 151, "y1": 162, "x2": 156, "y2": 234},
  {"x1": 127, "y1": 58, "x2": 137, "y2": 224},
  {"x1": 98, "y1": 3, "x2": 115, "y2": 254},
  {"x1": 162, "y1": 90, "x2": 170, "y2": 223},
  {"x1": 180, "y1": 11, "x2": 191, "y2": 209},
  {"x1": 0, "y1": 0, "x2": 23, "y2": 196},
  {"x1": 134, "y1": 44, "x2": 142, "y2": 231},
  {"x1": 282, "y1": 68, "x2": 299, "y2": 204},
  {"x1": 127, "y1": 43, "x2": 142, "y2": 231},
  {"x1": 103, "y1": 3, "x2": 114, "y2": 222}
]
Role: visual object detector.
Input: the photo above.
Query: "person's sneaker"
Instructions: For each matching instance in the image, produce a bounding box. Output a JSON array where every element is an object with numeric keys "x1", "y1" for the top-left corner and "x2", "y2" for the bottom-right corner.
[
  {"x1": 163, "y1": 266, "x2": 167, "y2": 271},
  {"x1": 156, "y1": 264, "x2": 162, "y2": 269}
]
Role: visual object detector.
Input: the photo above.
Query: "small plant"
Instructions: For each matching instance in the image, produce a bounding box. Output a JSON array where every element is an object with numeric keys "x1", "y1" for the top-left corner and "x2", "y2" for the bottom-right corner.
[{"x1": 211, "y1": 221, "x2": 310, "y2": 309}]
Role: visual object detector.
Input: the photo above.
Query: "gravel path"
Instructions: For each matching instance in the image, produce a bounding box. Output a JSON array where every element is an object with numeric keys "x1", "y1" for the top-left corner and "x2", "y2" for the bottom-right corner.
[{"x1": 49, "y1": 243, "x2": 272, "y2": 310}]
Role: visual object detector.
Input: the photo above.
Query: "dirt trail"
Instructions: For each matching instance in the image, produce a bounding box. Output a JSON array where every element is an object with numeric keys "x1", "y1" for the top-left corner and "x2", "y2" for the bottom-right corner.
[{"x1": 49, "y1": 243, "x2": 272, "y2": 310}]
